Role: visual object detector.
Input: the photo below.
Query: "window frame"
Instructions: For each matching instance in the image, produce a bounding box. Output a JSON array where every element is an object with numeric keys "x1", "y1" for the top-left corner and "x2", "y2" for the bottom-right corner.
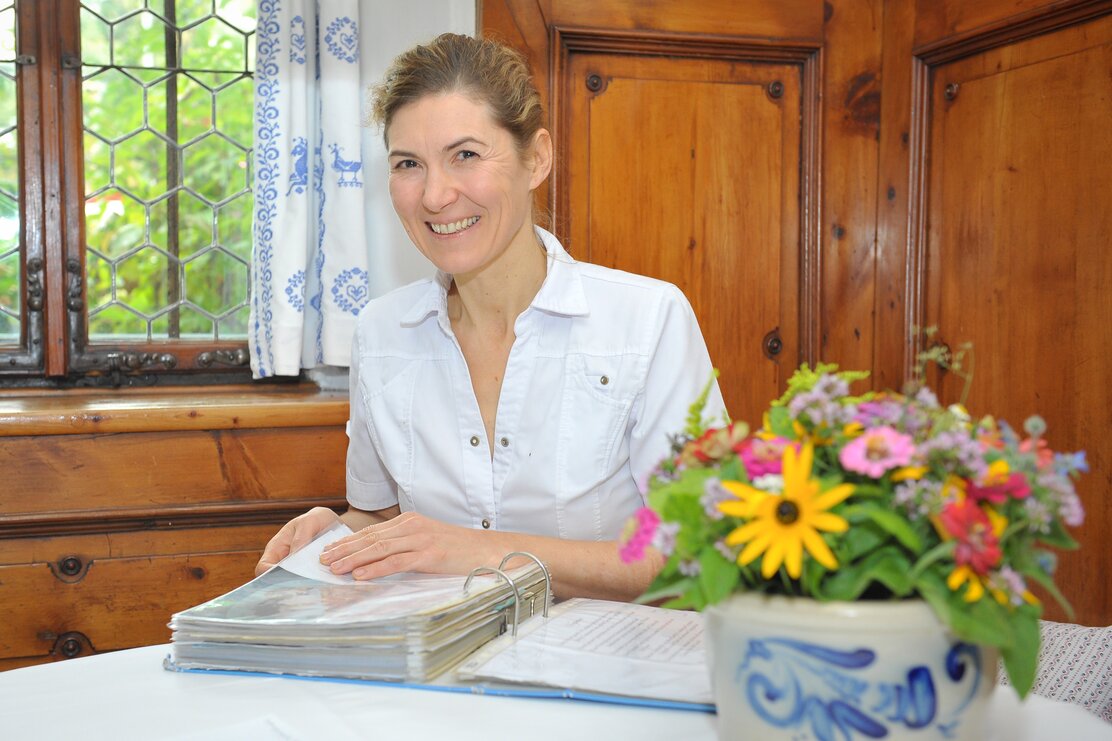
[{"x1": 2, "y1": 0, "x2": 257, "y2": 388}]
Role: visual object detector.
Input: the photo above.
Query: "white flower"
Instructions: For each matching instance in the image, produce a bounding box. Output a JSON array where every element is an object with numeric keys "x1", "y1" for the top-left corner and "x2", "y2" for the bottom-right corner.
[{"x1": 751, "y1": 474, "x2": 784, "y2": 493}]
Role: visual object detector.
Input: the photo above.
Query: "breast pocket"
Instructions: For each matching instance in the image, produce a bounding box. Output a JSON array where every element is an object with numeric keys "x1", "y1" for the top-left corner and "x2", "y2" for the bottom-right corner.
[
  {"x1": 554, "y1": 354, "x2": 640, "y2": 539},
  {"x1": 358, "y1": 359, "x2": 419, "y2": 497}
]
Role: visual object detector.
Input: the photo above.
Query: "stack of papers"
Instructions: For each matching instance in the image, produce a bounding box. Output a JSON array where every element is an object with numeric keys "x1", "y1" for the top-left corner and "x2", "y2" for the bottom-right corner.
[{"x1": 169, "y1": 525, "x2": 548, "y2": 682}]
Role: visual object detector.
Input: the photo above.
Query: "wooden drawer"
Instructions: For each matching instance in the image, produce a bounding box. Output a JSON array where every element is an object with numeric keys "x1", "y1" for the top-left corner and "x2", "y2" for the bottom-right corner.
[{"x1": 0, "y1": 525, "x2": 278, "y2": 668}]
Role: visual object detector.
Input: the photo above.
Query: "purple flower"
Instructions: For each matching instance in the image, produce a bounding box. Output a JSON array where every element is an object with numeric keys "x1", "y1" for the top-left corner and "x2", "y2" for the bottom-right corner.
[
  {"x1": 854, "y1": 399, "x2": 904, "y2": 427},
  {"x1": 918, "y1": 430, "x2": 987, "y2": 480},
  {"x1": 1053, "y1": 451, "x2": 1089, "y2": 476},
  {"x1": 678, "y1": 559, "x2": 701, "y2": 577},
  {"x1": 701, "y1": 478, "x2": 733, "y2": 520},
  {"x1": 894, "y1": 478, "x2": 944, "y2": 518},
  {"x1": 651, "y1": 521, "x2": 681, "y2": 557},
  {"x1": 788, "y1": 377, "x2": 857, "y2": 429},
  {"x1": 714, "y1": 539, "x2": 737, "y2": 562}
]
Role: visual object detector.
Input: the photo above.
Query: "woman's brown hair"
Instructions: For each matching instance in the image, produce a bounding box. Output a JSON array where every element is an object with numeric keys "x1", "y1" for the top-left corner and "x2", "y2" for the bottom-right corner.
[{"x1": 370, "y1": 33, "x2": 544, "y2": 153}]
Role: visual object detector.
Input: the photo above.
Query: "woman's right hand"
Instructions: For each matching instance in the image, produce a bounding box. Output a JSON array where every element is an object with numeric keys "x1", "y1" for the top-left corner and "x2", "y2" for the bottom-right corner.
[{"x1": 254, "y1": 506, "x2": 341, "y2": 576}]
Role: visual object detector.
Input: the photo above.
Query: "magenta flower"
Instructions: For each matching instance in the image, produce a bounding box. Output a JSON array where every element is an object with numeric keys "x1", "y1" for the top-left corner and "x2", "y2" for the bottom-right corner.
[
  {"x1": 619, "y1": 507, "x2": 661, "y2": 563},
  {"x1": 839, "y1": 426, "x2": 916, "y2": 478},
  {"x1": 737, "y1": 437, "x2": 797, "y2": 478}
]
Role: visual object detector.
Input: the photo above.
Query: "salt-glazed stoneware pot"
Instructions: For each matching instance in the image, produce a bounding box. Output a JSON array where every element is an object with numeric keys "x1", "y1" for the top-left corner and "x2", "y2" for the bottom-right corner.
[{"x1": 704, "y1": 593, "x2": 999, "y2": 741}]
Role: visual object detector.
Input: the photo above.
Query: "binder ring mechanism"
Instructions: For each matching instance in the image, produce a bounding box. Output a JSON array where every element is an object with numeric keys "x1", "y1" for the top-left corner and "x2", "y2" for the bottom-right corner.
[{"x1": 463, "y1": 552, "x2": 552, "y2": 637}]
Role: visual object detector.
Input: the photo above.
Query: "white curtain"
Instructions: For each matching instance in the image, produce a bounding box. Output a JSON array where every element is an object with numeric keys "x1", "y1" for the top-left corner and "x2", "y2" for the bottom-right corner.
[{"x1": 249, "y1": 0, "x2": 474, "y2": 379}]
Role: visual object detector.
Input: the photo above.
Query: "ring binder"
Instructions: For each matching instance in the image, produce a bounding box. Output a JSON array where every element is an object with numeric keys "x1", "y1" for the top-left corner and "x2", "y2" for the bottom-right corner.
[
  {"x1": 497, "y1": 552, "x2": 551, "y2": 619},
  {"x1": 463, "y1": 566, "x2": 521, "y2": 637},
  {"x1": 167, "y1": 528, "x2": 554, "y2": 684}
]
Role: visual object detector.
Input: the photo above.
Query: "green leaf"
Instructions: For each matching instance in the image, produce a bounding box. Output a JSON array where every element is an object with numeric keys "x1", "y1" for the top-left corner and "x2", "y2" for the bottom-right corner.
[
  {"x1": 699, "y1": 547, "x2": 740, "y2": 605},
  {"x1": 635, "y1": 576, "x2": 694, "y2": 606},
  {"x1": 909, "y1": 540, "x2": 956, "y2": 581},
  {"x1": 821, "y1": 547, "x2": 914, "y2": 601},
  {"x1": 1037, "y1": 519, "x2": 1081, "y2": 550},
  {"x1": 838, "y1": 520, "x2": 887, "y2": 562},
  {"x1": 768, "y1": 406, "x2": 795, "y2": 438},
  {"x1": 843, "y1": 503, "x2": 923, "y2": 552},
  {"x1": 999, "y1": 610, "x2": 1040, "y2": 698},
  {"x1": 1021, "y1": 563, "x2": 1075, "y2": 620},
  {"x1": 916, "y1": 571, "x2": 1013, "y2": 650},
  {"x1": 685, "y1": 370, "x2": 721, "y2": 438}
]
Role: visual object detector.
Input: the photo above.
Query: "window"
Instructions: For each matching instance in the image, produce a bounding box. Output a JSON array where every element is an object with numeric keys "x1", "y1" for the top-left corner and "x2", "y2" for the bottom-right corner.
[{"x1": 1, "y1": 0, "x2": 256, "y2": 387}]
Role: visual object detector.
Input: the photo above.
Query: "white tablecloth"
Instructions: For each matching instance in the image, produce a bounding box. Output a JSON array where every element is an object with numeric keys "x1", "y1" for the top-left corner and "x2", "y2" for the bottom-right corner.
[{"x1": 0, "y1": 644, "x2": 1108, "y2": 740}]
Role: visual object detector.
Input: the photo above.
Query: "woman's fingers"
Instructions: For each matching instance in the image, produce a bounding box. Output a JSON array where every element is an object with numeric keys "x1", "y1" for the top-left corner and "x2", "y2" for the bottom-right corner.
[
  {"x1": 255, "y1": 507, "x2": 340, "y2": 576},
  {"x1": 352, "y1": 551, "x2": 424, "y2": 581},
  {"x1": 321, "y1": 514, "x2": 449, "y2": 576}
]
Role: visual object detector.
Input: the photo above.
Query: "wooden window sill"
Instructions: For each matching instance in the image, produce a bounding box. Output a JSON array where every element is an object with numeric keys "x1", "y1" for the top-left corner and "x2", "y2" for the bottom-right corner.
[{"x1": 0, "y1": 384, "x2": 349, "y2": 436}]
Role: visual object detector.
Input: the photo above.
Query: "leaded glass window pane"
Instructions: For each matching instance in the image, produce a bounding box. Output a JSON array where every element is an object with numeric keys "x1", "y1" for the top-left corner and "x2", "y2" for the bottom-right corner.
[
  {"x1": 0, "y1": 1, "x2": 19, "y2": 345},
  {"x1": 80, "y1": 1, "x2": 255, "y2": 342}
]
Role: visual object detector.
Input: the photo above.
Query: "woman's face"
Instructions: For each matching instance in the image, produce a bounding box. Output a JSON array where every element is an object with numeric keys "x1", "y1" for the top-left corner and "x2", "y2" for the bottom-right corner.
[{"x1": 385, "y1": 92, "x2": 550, "y2": 279}]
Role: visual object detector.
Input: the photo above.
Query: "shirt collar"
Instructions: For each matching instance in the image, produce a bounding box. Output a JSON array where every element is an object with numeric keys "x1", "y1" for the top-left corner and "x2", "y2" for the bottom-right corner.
[{"x1": 398, "y1": 226, "x2": 589, "y2": 327}]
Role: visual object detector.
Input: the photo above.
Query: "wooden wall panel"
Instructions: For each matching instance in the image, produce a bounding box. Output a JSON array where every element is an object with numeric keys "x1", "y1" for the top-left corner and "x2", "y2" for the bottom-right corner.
[
  {"x1": 0, "y1": 426, "x2": 347, "y2": 521},
  {"x1": 563, "y1": 50, "x2": 806, "y2": 425},
  {"x1": 914, "y1": 0, "x2": 1108, "y2": 47},
  {"x1": 546, "y1": 0, "x2": 823, "y2": 41},
  {"x1": 917, "y1": 13, "x2": 1112, "y2": 624},
  {"x1": 819, "y1": 0, "x2": 883, "y2": 373},
  {"x1": 874, "y1": 0, "x2": 917, "y2": 390},
  {"x1": 486, "y1": 0, "x2": 1112, "y2": 625}
]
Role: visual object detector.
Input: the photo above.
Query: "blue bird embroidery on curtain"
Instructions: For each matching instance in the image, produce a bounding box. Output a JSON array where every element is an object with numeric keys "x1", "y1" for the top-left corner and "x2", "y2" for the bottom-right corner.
[
  {"x1": 329, "y1": 143, "x2": 363, "y2": 187},
  {"x1": 287, "y1": 137, "x2": 308, "y2": 195}
]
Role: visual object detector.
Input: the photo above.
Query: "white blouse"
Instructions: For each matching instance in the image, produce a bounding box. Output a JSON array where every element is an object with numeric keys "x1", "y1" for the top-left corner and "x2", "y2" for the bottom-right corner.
[{"x1": 346, "y1": 228, "x2": 726, "y2": 542}]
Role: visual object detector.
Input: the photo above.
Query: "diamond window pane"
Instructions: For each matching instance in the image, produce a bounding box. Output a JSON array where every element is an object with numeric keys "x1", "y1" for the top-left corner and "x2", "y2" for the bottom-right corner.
[
  {"x1": 0, "y1": 3, "x2": 18, "y2": 346},
  {"x1": 82, "y1": 0, "x2": 254, "y2": 343}
]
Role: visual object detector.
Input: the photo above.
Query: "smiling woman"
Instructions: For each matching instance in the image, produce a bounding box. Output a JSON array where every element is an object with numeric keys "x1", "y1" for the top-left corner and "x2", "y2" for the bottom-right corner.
[{"x1": 255, "y1": 34, "x2": 727, "y2": 603}]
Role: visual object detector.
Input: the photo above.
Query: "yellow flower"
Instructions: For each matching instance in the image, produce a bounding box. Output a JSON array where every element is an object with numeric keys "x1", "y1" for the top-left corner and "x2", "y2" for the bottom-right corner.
[
  {"x1": 948, "y1": 565, "x2": 986, "y2": 602},
  {"x1": 718, "y1": 443, "x2": 854, "y2": 579}
]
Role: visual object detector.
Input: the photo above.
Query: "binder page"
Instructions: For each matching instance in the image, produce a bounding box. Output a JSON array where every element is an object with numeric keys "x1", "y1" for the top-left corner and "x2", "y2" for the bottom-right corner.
[
  {"x1": 456, "y1": 599, "x2": 712, "y2": 705},
  {"x1": 278, "y1": 523, "x2": 356, "y2": 585}
]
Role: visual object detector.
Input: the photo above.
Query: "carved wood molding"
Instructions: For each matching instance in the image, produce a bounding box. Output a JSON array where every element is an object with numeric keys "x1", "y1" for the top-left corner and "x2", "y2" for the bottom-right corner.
[
  {"x1": 0, "y1": 498, "x2": 347, "y2": 539},
  {"x1": 0, "y1": 387, "x2": 349, "y2": 435},
  {"x1": 903, "y1": 2, "x2": 1111, "y2": 370},
  {"x1": 550, "y1": 25, "x2": 823, "y2": 364},
  {"x1": 914, "y1": 0, "x2": 1112, "y2": 65}
]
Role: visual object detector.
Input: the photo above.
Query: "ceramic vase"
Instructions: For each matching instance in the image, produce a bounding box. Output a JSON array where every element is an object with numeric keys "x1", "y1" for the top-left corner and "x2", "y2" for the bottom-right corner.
[{"x1": 704, "y1": 593, "x2": 999, "y2": 741}]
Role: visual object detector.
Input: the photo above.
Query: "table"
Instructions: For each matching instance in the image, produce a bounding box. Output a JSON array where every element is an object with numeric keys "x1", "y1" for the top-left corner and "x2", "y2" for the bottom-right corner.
[{"x1": 0, "y1": 645, "x2": 1108, "y2": 740}]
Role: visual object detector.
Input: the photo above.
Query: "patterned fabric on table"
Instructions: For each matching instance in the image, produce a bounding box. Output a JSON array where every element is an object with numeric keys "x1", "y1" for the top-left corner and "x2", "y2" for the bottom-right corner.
[{"x1": 998, "y1": 620, "x2": 1112, "y2": 723}]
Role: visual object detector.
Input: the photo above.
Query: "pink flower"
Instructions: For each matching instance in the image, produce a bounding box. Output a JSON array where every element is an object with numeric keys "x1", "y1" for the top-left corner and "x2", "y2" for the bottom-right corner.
[
  {"x1": 737, "y1": 437, "x2": 797, "y2": 478},
  {"x1": 968, "y1": 460, "x2": 1031, "y2": 504},
  {"x1": 618, "y1": 507, "x2": 661, "y2": 563},
  {"x1": 838, "y1": 426, "x2": 915, "y2": 478},
  {"x1": 937, "y1": 499, "x2": 1003, "y2": 576},
  {"x1": 1019, "y1": 438, "x2": 1054, "y2": 470}
]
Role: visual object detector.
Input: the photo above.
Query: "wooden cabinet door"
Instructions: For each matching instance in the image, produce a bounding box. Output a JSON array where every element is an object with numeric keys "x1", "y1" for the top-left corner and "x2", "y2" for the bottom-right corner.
[
  {"x1": 560, "y1": 47, "x2": 812, "y2": 426},
  {"x1": 918, "y1": 12, "x2": 1112, "y2": 623}
]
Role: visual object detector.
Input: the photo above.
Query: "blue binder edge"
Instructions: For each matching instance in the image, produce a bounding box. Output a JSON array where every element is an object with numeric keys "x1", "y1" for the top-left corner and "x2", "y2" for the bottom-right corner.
[{"x1": 163, "y1": 656, "x2": 716, "y2": 714}]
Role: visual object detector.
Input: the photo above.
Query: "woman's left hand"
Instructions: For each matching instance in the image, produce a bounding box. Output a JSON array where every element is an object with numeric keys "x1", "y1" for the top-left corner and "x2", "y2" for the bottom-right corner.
[{"x1": 318, "y1": 511, "x2": 495, "y2": 580}]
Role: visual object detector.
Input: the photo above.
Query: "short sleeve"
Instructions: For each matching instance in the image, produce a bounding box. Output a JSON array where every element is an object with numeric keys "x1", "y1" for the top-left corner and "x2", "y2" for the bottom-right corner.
[
  {"x1": 345, "y1": 323, "x2": 401, "y2": 511},
  {"x1": 628, "y1": 285, "x2": 727, "y2": 496}
]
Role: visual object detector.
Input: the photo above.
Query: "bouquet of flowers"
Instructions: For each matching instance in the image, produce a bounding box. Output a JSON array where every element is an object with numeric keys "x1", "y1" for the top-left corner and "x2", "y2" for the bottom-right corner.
[{"x1": 620, "y1": 363, "x2": 1087, "y2": 696}]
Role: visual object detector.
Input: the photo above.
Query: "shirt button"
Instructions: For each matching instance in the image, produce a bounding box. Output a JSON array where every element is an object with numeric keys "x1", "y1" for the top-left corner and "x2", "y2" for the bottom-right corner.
[
  {"x1": 481, "y1": 519, "x2": 491, "y2": 529},
  {"x1": 600, "y1": 375, "x2": 610, "y2": 385},
  {"x1": 470, "y1": 435, "x2": 480, "y2": 447},
  {"x1": 500, "y1": 436, "x2": 509, "y2": 448}
]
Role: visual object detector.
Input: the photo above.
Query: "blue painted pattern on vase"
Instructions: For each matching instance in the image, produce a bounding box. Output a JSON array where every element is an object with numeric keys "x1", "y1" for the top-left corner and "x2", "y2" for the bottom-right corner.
[
  {"x1": 706, "y1": 596, "x2": 997, "y2": 741},
  {"x1": 735, "y1": 637, "x2": 984, "y2": 740}
]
